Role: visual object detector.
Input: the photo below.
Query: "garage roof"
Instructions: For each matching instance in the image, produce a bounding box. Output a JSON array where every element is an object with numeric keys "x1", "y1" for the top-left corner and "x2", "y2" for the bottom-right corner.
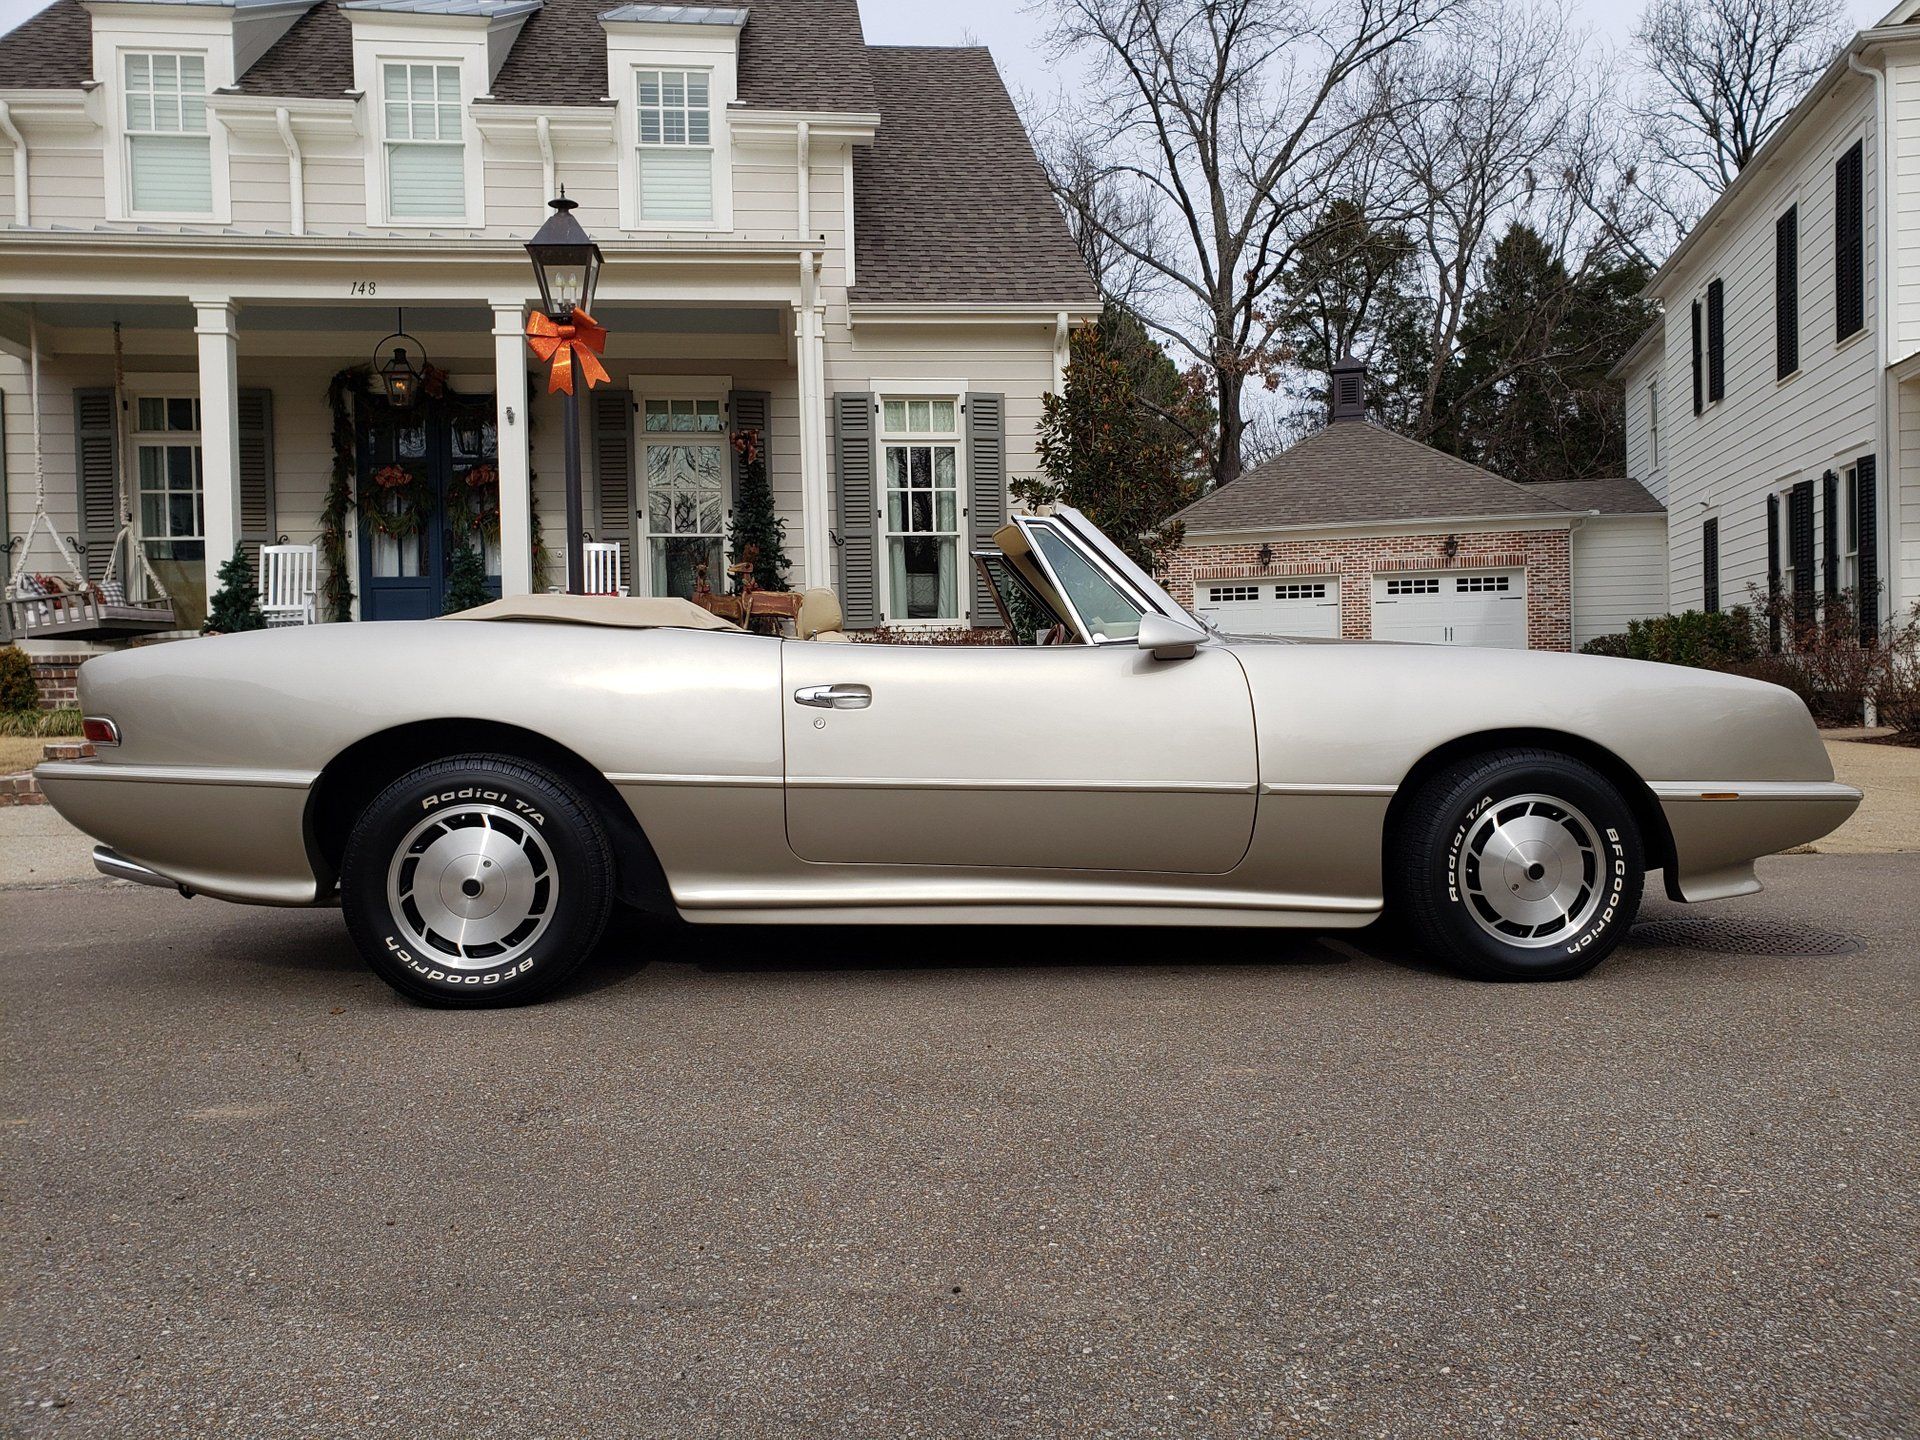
[{"x1": 1518, "y1": 477, "x2": 1666, "y2": 516}]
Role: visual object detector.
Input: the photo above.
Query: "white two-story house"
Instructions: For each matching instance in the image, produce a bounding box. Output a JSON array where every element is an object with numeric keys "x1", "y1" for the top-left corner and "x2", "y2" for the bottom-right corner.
[
  {"x1": 1615, "y1": 0, "x2": 1920, "y2": 648},
  {"x1": 0, "y1": 0, "x2": 1097, "y2": 637}
]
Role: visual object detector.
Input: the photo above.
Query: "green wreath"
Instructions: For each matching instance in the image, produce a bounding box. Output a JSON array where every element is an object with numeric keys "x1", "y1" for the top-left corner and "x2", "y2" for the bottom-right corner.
[{"x1": 361, "y1": 462, "x2": 434, "y2": 540}]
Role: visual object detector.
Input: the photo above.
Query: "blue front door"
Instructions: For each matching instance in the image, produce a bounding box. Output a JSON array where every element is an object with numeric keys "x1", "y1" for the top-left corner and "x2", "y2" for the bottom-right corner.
[{"x1": 358, "y1": 394, "x2": 502, "y2": 620}]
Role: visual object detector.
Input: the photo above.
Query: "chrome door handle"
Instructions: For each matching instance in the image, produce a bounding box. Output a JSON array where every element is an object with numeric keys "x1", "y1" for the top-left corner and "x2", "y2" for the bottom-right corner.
[{"x1": 795, "y1": 683, "x2": 872, "y2": 710}]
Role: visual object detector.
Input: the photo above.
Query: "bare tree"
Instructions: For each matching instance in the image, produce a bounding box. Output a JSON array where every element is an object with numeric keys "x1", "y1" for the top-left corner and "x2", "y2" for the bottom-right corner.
[
  {"x1": 1633, "y1": 0, "x2": 1851, "y2": 191},
  {"x1": 1043, "y1": 129, "x2": 1172, "y2": 317},
  {"x1": 1036, "y1": 0, "x2": 1455, "y2": 486}
]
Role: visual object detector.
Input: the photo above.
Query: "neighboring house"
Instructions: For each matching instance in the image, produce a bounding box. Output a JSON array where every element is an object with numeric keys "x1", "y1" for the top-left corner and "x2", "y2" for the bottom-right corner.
[
  {"x1": 0, "y1": 0, "x2": 1097, "y2": 640},
  {"x1": 1614, "y1": 0, "x2": 1920, "y2": 643},
  {"x1": 1162, "y1": 357, "x2": 1668, "y2": 651}
]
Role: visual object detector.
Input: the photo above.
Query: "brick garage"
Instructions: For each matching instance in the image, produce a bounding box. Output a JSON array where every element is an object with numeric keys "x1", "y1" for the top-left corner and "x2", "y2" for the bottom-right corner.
[{"x1": 1163, "y1": 528, "x2": 1573, "y2": 651}]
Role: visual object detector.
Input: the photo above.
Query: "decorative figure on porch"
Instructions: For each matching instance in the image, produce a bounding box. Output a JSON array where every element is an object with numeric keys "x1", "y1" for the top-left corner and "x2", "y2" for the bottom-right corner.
[{"x1": 524, "y1": 190, "x2": 606, "y2": 595}]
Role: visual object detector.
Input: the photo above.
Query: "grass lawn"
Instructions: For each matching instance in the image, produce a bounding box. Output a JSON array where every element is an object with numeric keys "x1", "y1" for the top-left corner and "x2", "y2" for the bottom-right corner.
[{"x1": 0, "y1": 736, "x2": 46, "y2": 774}]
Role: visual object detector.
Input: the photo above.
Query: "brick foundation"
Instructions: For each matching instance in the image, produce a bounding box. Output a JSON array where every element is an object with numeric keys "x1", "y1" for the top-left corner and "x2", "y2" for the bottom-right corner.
[
  {"x1": 27, "y1": 652, "x2": 91, "y2": 711},
  {"x1": 1162, "y1": 528, "x2": 1574, "y2": 651}
]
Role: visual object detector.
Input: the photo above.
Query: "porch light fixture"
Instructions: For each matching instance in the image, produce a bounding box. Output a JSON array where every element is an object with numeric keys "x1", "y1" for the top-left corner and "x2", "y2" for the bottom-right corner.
[
  {"x1": 525, "y1": 190, "x2": 602, "y2": 322},
  {"x1": 373, "y1": 308, "x2": 426, "y2": 411}
]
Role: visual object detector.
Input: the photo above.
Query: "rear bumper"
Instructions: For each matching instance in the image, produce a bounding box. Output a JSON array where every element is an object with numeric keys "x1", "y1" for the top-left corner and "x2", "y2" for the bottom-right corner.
[{"x1": 1654, "y1": 781, "x2": 1863, "y2": 902}]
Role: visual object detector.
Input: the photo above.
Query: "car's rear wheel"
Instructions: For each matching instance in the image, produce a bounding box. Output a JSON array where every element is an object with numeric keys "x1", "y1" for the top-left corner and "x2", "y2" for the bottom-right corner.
[
  {"x1": 1391, "y1": 749, "x2": 1644, "y2": 981},
  {"x1": 340, "y1": 754, "x2": 613, "y2": 1007}
]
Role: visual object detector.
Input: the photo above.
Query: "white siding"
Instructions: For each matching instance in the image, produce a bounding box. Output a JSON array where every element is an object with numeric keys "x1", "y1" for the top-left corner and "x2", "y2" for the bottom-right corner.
[
  {"x1": 1571, "y1": 516, "x2": 1668, "y2": 646},
  {"x1": 1618, "y1": 342, "x2": 1666, "y2": 506}
]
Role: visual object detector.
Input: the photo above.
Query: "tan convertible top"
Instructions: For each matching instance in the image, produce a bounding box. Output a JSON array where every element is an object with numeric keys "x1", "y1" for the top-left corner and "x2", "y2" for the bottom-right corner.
[{"x1": 443, "y1": 595, "x2": 743, "y2": 632}]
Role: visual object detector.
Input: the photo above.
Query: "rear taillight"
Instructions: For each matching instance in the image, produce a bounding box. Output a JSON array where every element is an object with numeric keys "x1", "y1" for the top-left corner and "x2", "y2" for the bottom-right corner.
[{"x1": 82, "y1": 717, "x2": 121, "y2": 746}]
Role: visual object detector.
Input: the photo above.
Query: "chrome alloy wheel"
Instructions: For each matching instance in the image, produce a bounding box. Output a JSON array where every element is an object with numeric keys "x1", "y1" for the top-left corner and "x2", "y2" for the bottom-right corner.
[
  {"x1": 1456, "y1": 793, "x2": 1605, "y2": 948},
  {"x1": 385, "y1": 804, "x2": 558, "y2": 970}
]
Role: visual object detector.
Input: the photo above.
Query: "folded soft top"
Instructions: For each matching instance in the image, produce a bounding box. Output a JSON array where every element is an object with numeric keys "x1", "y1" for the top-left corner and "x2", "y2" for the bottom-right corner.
[{"x1": 443, "y1": 595, "x2": 743, "y2": 632}]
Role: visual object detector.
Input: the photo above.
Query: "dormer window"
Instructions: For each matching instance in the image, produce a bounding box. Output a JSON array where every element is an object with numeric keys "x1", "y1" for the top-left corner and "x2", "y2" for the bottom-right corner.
[
  {"x1": 635, "y1": 67, "x2": 712, "y2": 222},
  {"x1": 125, "y1": 52, "x2": 212, "y2": 215},
  {"x1": 383, "y1": 61, "x2": 465, "y2": 220}
]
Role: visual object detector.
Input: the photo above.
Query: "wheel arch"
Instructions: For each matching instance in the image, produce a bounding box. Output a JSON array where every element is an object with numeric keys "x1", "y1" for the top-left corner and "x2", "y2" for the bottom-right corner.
[
  {"x1": 1384, "y1": 727, "x2": 1676, "y2": 881},
  {"x1": 305, "y1": 718, "x2": 677, "y2": 918}
]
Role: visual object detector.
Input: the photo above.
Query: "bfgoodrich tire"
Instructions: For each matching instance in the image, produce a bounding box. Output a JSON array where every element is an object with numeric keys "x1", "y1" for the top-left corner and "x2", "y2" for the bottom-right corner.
[
  {"x1": 1390, "y1": 749, "x2": 1644, "y2": 982},
  {"x1": 340, "y1": 754, "x2": 614, "y2": 1007}
]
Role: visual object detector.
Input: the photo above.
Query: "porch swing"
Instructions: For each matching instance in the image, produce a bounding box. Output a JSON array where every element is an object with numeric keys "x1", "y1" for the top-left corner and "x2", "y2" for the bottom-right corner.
[{"x1": 4, "y1": 319, "x2": 177, "y2": 642}]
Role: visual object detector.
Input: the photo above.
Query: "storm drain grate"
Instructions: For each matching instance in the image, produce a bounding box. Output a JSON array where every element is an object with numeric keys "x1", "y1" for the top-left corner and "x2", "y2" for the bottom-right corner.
[{"x1": 1629, "y1": 915, "x2": 1863, "y2": 957}]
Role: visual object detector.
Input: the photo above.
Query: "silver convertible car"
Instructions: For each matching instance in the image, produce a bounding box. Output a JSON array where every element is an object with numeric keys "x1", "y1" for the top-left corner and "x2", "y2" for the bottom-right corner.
[{"x1": 39, "y1": 506, "x2": 1859, "y2": 1006}]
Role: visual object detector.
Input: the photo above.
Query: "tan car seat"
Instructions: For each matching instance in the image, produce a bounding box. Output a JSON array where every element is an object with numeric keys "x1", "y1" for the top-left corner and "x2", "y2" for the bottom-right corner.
[{"x1": 798, "y1": 587, "x2": 850, "y2": 642}]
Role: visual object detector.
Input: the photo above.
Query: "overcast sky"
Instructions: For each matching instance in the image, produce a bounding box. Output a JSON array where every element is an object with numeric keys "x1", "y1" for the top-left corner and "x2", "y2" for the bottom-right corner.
[{"x1": 0, "y1": 0, "x2": 1896, "y2": 83}]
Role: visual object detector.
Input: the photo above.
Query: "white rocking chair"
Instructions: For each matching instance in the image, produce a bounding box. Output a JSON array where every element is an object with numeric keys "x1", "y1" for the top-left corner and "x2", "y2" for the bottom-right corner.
[
  {"x1": 580, "y1": 541, "x2": 627, "y2": 597},
  {"x1": 259, "y1": 543, "x2": 319, "y2": 627}
]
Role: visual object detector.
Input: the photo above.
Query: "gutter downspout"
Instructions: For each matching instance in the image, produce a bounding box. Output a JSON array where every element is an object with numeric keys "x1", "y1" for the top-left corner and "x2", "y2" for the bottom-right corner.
[
  {"x1": 1850, "y1": 52, "x2": 1895, "y2": 665},
  {"x1": 795, "y1": 119, "x2": 810, "y2": 240},
  {"x1": 0, "y1": 102, "x2": 28, "y2": 228},
  {"x1": 536, "y1": 116, "x2": 555, "y2": 204},
  {"x1": 273, "y1": 107, "x2": 304, "y2": 237}
]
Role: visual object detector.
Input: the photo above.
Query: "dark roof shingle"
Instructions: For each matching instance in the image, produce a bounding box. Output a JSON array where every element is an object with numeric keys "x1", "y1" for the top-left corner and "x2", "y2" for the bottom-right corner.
[
  {"x1": 236, "y1": 0, "x2": 353, "y2": 97},
  {"x1": 849, "y1": 47, "x2": 1097, "y2": 305},
  {"x1": 1173, "y1": 422, "x2": 1586, "y2": 533},
  {"x1": 0, "y1": 0, "x2": 94, "y2": 90},
  {"x1": 1518, "y1": 477, "x2": 1666, "y2": 515}
]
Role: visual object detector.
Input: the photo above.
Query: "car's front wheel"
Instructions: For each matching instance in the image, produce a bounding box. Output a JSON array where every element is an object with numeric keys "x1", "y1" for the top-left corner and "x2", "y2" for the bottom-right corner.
[
  {"x1": 1391, "y1": 749, "x2": 1644, "y2": 981},
  {"x1": 340, "y1": 754, "x2": 614, "y2": 1007}
]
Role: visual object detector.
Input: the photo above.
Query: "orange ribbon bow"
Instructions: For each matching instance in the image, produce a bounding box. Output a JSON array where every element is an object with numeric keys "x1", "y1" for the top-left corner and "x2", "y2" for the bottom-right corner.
[{"x1": 525, "y1": 308, "x2": 611, "y2": 395}]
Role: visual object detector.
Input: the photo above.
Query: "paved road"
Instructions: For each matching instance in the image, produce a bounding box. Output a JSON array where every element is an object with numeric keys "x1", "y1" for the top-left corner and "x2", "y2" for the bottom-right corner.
[{"x1": 3, "y1": 856, "x2": 1915, "y2": 1439}]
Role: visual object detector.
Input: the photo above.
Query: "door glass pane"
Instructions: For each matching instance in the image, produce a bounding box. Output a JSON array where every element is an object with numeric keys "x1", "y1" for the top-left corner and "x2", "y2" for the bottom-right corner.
[{"x1": 1030, "y1": 524, "x2": 1144, "y2": 642}]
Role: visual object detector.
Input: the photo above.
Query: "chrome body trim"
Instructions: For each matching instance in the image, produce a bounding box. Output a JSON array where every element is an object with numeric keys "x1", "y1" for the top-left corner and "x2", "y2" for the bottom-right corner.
[{"x1": 38, "y1": 761, "x2": 317, "y2": 790}]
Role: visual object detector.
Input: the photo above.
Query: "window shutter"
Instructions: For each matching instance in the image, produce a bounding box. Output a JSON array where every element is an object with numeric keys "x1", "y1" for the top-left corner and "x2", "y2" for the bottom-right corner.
[
  {"x1": 74, "y1": 387, "x2": 118, "y2": 582},
  {"x1": 1702, "y1": 518, "x2": 1719, "y2": 613},
  {"x1": 964, "y1": 392, "x2": 1006, "y2": 628},
  {"x1": 1705, "y1": 279, "x2": 1725, "y2": 403},
  {"x1": 833, "y1": 392, "x2": 877, "y2": 628},
  {"x1": 1855, "y1": 454, "x2": 1878, "y2": 644},
  {"x1": 1766, "y1": 492, "x2": 1781, "y2": 652},
  {"x1": 1776, "y1": 206, "x2": 1799, "y2": 378},
  {"x1": 1789, "y1": 479, "x2": 1815, "y2": 626},
  {"x1": 1690, "y1": 301, "x2": 1703, "y2": 415},
  {"x1": 1836, "y1": 140, "x2": 1865, "y2": 342},
  {"x1": 727, "y1": 386, "x2": 772, "y2": 575},
  {"x1": 1822, "y1": 470, "x2": 1839, "y2": 599},
  {"x1": 237, "y1": 387, "x2": 276, "y2": 565},
  {"x1": 590, "y1": 387, "x2": 634, "y2": 593}
]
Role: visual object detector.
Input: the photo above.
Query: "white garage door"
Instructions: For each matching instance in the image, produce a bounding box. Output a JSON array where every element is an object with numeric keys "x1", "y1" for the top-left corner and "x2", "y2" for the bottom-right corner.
[
  {"x1": 1370, "y1": 570, "x2": 1527, "y2": 648},
  {"x1": 1194, "y1": 578, "x2": 1340, "y2": 637}
]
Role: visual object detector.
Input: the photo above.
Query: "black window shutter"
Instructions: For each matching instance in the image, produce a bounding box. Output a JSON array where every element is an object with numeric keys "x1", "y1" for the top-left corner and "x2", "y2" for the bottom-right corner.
[
  {"x1": 590, "y1": 387, "x2": 634, "y2": 592},
  {"x1": 1788, "y1": 479, "x2": 1816, "y2": 626},
  {"x1": 1836, "y1": 140, "x2": 1865, "y2": 342},
  {"x1": 73, "y1": 388, "x2": 119, "y2": 582},
  {"x1": 964, "y1": 392, "x2": 1006, "y2": 628},
  {"x1": 1702, "y1": 518, "x2": 1719, "y2": 613},
  {"x1": 1705, "y1": 279, "x2": 1725, "y2": 403},
  {"x1": 1690, "y1": 301, "x2": 1704, "y2": 415},
  {"x1": 1855, "y1": 454, "x2": 1878, "y2": 644},
  {"x1": 1822, "y1": 470, "x2": 1839, "y2": 599},
  {"x1": 1776, "y1": 206, "x2": 1799, "y2": 378},
  {"x1": 1766, "y1": 492, "x2": 1781, "y2": 652},
  {"x1": 237, "y1": 387, "x2": 276, "y2": 567},
  {"x1": 833, "y1": 392, "x2": 878, "y2": 628}
]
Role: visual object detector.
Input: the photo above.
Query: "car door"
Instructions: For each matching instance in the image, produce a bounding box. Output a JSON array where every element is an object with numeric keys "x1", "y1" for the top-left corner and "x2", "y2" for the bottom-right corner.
[{"x1": 781, "y1": 639, "x2": 1257, "y2": 873}]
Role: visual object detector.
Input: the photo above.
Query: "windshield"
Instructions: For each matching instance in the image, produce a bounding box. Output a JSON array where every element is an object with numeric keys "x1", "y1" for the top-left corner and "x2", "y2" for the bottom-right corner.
[{"x1": 1028, "y1": 523, "x2": 1145, "y2": 642}]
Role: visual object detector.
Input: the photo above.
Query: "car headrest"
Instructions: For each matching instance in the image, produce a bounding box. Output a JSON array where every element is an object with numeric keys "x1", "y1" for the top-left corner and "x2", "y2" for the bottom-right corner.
[{"x1": 798, "y1": 587, "x2": 843, "y2": 639}]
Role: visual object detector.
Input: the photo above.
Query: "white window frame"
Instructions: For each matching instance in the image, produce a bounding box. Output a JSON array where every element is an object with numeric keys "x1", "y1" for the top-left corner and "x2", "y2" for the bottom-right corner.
[
  {"x1": 132, "y1": 393, "x2": 206, "y2": 562},
  {"x1": 877, "y1": 390, "x2": 967, "y2": 628},
  {"x1": 605, "y1": 20, "x2": 738, "y2": 233},
  {"x1": 632, "y1": 66, "x2": 715, "y2": 223},
  {"x1": 351, "y1": 22, "x2": 489, "y2": 230},
  {"x1": 1841, "y1": 463, "x2": 1860, "y2": 593},
  {"x1": 636, "y1": 377, "x2": 732, "y2": 600},
  {"x1": 379, "y1": 59, "x2": 468, "y2": 224},
  {"x1": 100, "y1": 29, "x2": 234, "y2": 225}
]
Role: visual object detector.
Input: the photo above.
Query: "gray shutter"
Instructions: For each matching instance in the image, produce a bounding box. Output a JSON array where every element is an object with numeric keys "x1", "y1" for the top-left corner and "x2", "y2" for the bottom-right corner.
[
  {"x1": 833, "y1": 392, "x2": 877, "y2": 627},
  {"x1": 237, "y1": 387, "x2": 276, "y2": 563},
  {"x1": 728, "y1": 386, "x2": 770, "y2": 562},
  {"x1": 1855, "y1": 454, "x2": 1878, "y2": 644},
  {"x1": 965, "y1": 392, "x2": 1006, "y2": 628},
  {"x1": 590, "y1": 387, "x2": 634, "y2": 592},
  {"x1": 74, "y1": 387, "x2": 118, "y2": 581}
]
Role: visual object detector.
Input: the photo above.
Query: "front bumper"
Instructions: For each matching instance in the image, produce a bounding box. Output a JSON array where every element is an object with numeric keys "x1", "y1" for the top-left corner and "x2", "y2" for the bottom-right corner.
[{"x1": 1654, "y1": 781, "x2": 1863, "y2": 901}]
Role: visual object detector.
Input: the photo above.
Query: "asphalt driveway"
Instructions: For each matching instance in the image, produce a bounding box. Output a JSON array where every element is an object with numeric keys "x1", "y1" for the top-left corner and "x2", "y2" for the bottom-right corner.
[{"x1": 3, "y1": 854, "x2": 1915, "y2": 1439}]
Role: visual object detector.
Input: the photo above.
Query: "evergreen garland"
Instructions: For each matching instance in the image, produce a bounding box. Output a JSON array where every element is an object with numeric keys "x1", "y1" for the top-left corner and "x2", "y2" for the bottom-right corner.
[
  {"x1": 725, "y1": 427, "x2": 789, "y2": 592},
  {"x1": 442, "y1": 540, "x2": 492, "y2": 614},
  {"x1": 322, "y1": 366, "x2": 362, "y2": 623},
  {"x1": 204, "y1": 545, "x2": 265, "y2": 634}
]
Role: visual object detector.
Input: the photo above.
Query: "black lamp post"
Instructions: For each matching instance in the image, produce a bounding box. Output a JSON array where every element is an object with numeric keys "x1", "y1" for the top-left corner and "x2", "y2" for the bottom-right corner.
[{"x1": 525, "y1": 191, "x2": 604, "y2": 594}]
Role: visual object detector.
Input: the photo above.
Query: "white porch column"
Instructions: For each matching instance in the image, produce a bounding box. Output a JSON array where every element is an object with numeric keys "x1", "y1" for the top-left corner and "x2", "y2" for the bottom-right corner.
[
  {"x1": 492, "y1": 301, "x2": 534, "y2": 597},
  {"x1": 194, "y1": 300, "x2": 242, "y2": 571},
  {"x1": 796, "y1": 256, "x2": 831, "y2": 588}
]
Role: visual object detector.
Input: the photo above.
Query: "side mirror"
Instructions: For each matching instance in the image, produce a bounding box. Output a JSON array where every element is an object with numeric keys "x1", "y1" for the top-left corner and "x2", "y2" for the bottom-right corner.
[{"x1": 1137, "y1": 612, "x2": 1205, "y2": 661}]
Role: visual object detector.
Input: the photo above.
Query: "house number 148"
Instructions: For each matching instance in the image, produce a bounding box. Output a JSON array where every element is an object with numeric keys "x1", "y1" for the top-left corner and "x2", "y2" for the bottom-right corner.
[{"x1": 350, "y1": 281, "x2": 377, "y2": 296}]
